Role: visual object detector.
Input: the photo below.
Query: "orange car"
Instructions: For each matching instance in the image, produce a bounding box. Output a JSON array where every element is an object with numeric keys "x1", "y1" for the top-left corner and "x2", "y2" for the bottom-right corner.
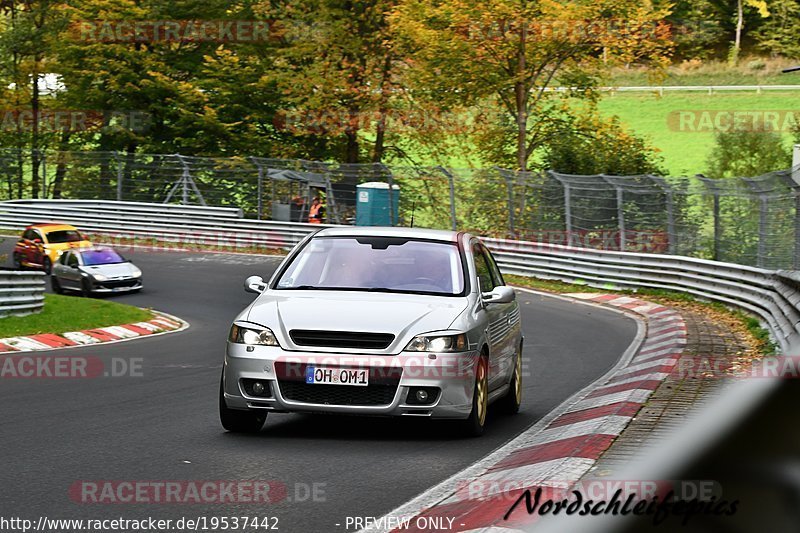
[{"x1": 12, "y1": 223, "x2": 93, "y2": 274}]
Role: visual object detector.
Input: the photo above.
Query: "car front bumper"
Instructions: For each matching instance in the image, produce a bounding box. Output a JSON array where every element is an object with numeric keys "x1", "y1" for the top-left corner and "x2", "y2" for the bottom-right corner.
[
  {"x1": 90, "y1": 279, "x2": 143, "y2": 293},
  {"x1": 222, "y1": 342, "x2": 480, "y2": 419}
]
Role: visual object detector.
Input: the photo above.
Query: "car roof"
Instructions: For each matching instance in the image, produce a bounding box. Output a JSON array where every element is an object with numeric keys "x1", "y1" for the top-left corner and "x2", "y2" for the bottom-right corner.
[
  {"x1": 74, "y1": 246, "x2": 115, "y2": 254},
  {"x1": 28, "y1": 223, "x2": 79, "y2": 232},
  {"x1": 312, "y1": 226, "x2": 465, "y2": 242}
]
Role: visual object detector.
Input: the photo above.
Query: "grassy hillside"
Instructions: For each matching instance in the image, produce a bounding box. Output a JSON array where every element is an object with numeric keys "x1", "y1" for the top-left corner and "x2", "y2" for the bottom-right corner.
[{"x1": 596, "y1": 91, "x2": 798, "y2": 176}]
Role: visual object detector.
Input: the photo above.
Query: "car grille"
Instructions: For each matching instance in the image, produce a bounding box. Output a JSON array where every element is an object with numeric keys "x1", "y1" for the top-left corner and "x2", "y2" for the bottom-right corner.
[
  {"x1": 278, "y1": 381, "x2": 398, "y2": 406},
  {"x1": 289, "y1": 330, "x2": 394, "y2": 350},
  {"x1": 274, "y1": 362, "x2": 401, "y2": 407},
  {"x1": 101, "y1": 279, "x2": 140, "y2": 288}
]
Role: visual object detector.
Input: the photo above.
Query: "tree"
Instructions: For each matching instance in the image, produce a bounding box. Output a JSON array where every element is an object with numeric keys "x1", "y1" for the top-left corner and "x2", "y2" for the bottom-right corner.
[
  {"x1": 0, "y1": 0, "x2": 68, "y2": 197},
  {"x1": 257, "y1": 0, "x2": 400, "y2": 163},
  {"x1": 754, "y1": 0, "x2": 800, "y2": 58},
  {"x1": 705, "y1": 128, "x2": 790, "y2": 178},
  {"x1": 730, "y1": 0, "x2": 769, "y2": 64},
  {"x1": 391, "y1": 0, "x2": 672, "y2": 171},
  {"x1": 543, "y1": 113, "x2": 665, "y2": 175},
  {"x1": 664, "y1": 0, "x2": 727, "y2": 60}
]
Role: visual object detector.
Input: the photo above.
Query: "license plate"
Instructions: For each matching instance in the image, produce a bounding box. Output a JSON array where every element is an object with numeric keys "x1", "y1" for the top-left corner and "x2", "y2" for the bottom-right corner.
[{"x1": 305, "y1": 366, "x2": 369, "y2": 387}]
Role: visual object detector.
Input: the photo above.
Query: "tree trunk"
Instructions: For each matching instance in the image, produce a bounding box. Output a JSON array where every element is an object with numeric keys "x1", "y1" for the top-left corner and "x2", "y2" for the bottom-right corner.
[
  {"x1": 122, "y1": 141, "x2": 138, "y2": 201},
  {"x1": 515, "y1": 24, "x2": 528, "y2": 171},
  {"x1": 345, "y1": 107, "x2": 360, "y2": 164},
  {"x1": 30, "y1": 60, "x2": 40, "y2": 199},
  {"x1": 372, "y1": 54, "x2": 393, "y2": 163},
  {"x1": 733, "y1": 0, "x2": 744, "y2": 64},
  {"x1": 52, "y1": 132, "x2": 72, "y2": 200}
]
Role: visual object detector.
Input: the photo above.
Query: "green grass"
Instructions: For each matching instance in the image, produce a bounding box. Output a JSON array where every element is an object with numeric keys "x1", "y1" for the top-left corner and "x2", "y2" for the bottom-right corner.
[
  {"x1": 0, "y1": 294, "x2": 153, "y2": 338},
  {"x1": 608, "y1": 57, "x2": 800, "y2": 87},
  {"x1": 595, "y1": 91, "x2": 798, "y2": 176}
]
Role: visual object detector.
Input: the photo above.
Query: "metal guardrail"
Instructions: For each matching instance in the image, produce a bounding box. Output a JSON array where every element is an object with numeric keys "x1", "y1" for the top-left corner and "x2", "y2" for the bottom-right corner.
[
  {"x1": 484, "y1": 238, "x2": 800, "y2": 351},
  {"x1": 0, "y1": 201, "x2": 320, "y2": 250},
  {"x1": 2, "y1": 199, "x2": 798, "y2": 350},
  {"x1": 0, "y1": 270, "x2": 46, "y2": 317},
  {"x1": 5, "y1": 199, "x2": 243, "y2": 218}
]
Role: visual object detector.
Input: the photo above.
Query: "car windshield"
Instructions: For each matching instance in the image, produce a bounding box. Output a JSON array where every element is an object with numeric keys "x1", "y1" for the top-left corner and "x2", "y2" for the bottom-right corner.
[
  {"x1": 46, "y1": 230, "x2": 83, "y2": 243},
  {"x1": 80, "y1": 249, "x2": 125, "y2": 266},
  {"x1": 275, "y1": 237, "x2": 465, "y2": 296}
]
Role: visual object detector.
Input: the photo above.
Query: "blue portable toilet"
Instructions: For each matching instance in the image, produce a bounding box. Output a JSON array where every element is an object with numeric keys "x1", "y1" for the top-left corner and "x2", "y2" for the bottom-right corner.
[{"x1": 356, "y1": 182, "x2": 400, "y2": 226}]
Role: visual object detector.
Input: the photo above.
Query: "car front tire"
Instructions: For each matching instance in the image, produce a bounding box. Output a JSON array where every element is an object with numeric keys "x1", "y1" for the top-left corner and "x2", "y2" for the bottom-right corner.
[
  {"x1": 219, "y1": 377, "x2": 267, "y2": 433},
  {"x1": 12, "y1": 252, "x2": 23, "y2": 269},
  {"x1": 81, "y1": 278, "x2": 94, "y2": 297},
  {"x1": 51, "y1": 276, "x2": 64, "y2": 295},
  {"x1": 459, "y1": 355, "x2": 488, "y2": 437}
]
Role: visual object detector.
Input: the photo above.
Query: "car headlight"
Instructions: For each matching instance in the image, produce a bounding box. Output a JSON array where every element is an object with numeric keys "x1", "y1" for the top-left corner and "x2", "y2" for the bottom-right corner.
[
  {"x1": 92, "y1": 273, "x2": 109, "y2": 281},
  {"x1": 130, "y1": 266, "x2": 142, "y2": 278},
  {"x1": 404, "y1": 333, "x2": 467, "y2": 353},
  {"x1": 229, "y1": 324, "x2": 280, "y2": 346}
]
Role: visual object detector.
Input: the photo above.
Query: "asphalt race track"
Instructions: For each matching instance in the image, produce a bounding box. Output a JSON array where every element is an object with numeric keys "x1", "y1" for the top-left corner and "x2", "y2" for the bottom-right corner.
[{"x1": 0, "y1": 245, "x2": 636, "y2": 532}]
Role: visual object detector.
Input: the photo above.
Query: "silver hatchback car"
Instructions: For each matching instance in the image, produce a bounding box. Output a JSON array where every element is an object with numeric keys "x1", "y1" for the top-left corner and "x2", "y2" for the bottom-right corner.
[
  {"x1": 51, "y1": 247, "x2": 143, "y2": 296},
  {"x1": 220, "y1": 227, "x2": 523, "y2": 436}
]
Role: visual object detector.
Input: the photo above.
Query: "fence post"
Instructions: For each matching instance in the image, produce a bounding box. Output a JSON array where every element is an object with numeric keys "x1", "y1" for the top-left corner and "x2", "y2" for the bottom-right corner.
[
  {"x1": 564, "y1": 184, "x2": 572, "y2": 239},
  {"x1": 665, "y1": 190, "x2": 676, "y2": 254},
  {"x1": 615, "y1": 186, "x2": 626, "y2": 252},
  {"x1": 382, "y1": 164, "x2": 395, "y2": 226},
  {"x1": 793, "y1": 145, "x2": 800, "y2": 269},
  {"x1": 504, "y1": 172, "x2": 515, "y2": 237},
  {"x1": 40, "y1": 151, "x2": 47, "y2": 199},
  {"x1": 250, "y1": 157, "x2": 264, "y2": 220},
  {"x1": 181, "y1": 157, "x2": 189, "y2": 205},
  {"x1": 438, "y1": 166, "x2": 458, "y2": 231},
  {"x1": 758, "y1": 194, "x2": 768, "y2": 268},
  {"x1": 699, "y1": 176, "x2": 722, "y2": 261},
  {"x1": 115, "y1": 152, "x2": 123, "y2": 201}
]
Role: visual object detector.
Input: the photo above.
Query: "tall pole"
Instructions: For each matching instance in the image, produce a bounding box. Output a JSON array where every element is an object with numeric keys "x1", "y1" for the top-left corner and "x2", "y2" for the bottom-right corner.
[{"x1": 792, "y1": 145, "x2": 800, "y2": 268}]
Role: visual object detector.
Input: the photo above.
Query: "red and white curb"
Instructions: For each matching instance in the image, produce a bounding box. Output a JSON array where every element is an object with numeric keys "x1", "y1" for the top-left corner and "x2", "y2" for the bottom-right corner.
[
  {"x1": 0, "y1": 312, "x2": 188, "y2": 353},
  {"x1": 361, "y1": 291, "x2": 686, "y2": 533}
]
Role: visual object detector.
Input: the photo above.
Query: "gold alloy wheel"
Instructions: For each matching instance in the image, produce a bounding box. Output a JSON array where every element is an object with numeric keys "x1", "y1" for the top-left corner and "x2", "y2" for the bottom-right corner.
[
  {"x1": 513, "y1": 350, "x2": 522, "y2": 405},
  {"x1": 476, "y1": 358, "x2": 488, "y2": 426}
]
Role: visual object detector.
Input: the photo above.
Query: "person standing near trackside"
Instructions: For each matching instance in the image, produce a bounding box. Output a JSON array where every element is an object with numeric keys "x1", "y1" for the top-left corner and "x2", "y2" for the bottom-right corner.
[{"x1": 308, "y1": 196, "x2": 325, "y2": 224}]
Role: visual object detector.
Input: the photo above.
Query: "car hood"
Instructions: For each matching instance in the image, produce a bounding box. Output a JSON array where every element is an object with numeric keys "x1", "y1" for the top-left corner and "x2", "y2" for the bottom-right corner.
[
  {"x1": 80, "y1": 262, "x2": 139, "y2": 278},
  {"x1": 47, "y1": 240, "x2": 92, "y2": 251},
  {"x1": 246, "y1": 291, "x2": 468, "y2": 352}
]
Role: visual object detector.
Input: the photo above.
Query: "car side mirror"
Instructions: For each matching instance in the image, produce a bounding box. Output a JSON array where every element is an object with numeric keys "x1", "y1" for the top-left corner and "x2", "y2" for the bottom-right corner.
[
  {"x1": 244, "y1": 275, "x2": 267, "y2": 294},
  {"x1": 481, "y1": 286, "x2": 515, "y2": 304}
]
